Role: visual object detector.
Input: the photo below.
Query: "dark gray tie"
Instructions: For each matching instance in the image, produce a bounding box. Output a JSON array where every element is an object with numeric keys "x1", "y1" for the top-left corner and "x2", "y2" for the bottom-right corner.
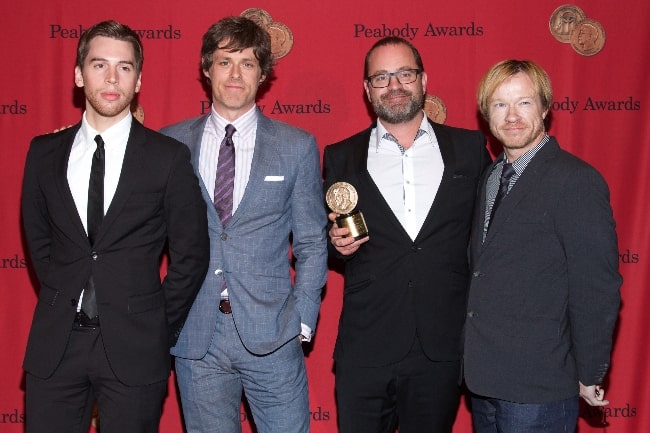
[
  {"x1": 488, "y1": 162, "x2": 515, "y2": 230},
  {"x1": 81, "y1": 134, "x2": 104, "y2": 319},
  {"x1": 213, "y1": 124, "x2": 236, "y2": 226}
]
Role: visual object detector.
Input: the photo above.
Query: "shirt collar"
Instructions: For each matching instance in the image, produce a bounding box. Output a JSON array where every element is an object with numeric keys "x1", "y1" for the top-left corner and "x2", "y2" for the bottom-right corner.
[
  {"x1": 209, "y1": 105, "x2": 257, "y2": 139},
  {"x1": 374, "y1": 111, "x2": 432, "y2": 153},
  {"x1": 81, "y1": 111, "x2": 132, "y2": 149},
  {"x1": 499, "y1": 134, "x2": 550, "y2": 175}
]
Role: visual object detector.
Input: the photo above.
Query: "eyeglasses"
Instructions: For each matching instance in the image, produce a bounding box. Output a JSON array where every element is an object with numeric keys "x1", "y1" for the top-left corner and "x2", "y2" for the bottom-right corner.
[{"x1": 366, "y1": 69, "x2": 421, "y2": 88}]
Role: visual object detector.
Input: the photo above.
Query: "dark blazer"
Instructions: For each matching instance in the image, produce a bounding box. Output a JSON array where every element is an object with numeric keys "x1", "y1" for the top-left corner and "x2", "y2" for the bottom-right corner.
[
  {"x1": 323, "y1": 119, "x2": 490, "y2": 366},
  {"x1": 21, "y1": 119, "x2": 209, "y2": 386},
  {"x1": 464, "y1": 137, "x2": 621, "y2": 403}
]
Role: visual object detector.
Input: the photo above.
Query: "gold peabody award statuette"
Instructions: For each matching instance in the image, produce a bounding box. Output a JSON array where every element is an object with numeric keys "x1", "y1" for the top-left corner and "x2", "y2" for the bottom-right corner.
[{"x1": 326, "y1": 182, "x2": 368, "y2": 240}]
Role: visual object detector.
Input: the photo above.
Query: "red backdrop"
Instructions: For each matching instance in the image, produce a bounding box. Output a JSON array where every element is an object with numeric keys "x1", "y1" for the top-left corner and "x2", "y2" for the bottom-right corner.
[{"x1": 1, "y1": 1, "x2": 648, "y2": 432}]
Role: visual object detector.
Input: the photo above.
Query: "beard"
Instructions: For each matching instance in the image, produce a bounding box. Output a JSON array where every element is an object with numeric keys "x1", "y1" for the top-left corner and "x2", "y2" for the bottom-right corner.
[
  {"x1": 84, "y1": 87, "x2": 135, "y2": 119},
  {"x1": 371, "y1": 88, "x2": 424, "y2": 124}
]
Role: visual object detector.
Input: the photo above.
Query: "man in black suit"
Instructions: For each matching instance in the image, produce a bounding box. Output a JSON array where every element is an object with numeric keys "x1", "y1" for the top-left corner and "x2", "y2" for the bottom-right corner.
[
  {"x1": 20, "y1": 20, "x2": 209, "y2": 433},
  {"x1": 323, "y1": 37, "x2": 490, "y2": 433},
  {"x1": 464, "y1": 60, "x2": 621, "y2": 433}
]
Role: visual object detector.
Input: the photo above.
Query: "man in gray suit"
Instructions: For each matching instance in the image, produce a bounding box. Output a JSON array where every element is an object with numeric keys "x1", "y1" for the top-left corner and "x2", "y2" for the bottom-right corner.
[
  {"x1": 464, "y1": 60, "x2": 621, "y2": 433},
  {"x1": 160, "y1": 17, "x2": 328, "y2": 433}
]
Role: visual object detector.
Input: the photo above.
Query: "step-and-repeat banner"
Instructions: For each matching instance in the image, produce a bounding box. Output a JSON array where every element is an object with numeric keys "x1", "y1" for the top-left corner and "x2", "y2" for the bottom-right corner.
[{"x1": 1, "y1": 1, "x2": 647, "y2": 432}]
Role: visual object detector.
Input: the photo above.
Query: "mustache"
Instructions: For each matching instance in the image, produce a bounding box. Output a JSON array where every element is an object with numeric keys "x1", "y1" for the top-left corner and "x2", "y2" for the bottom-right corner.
[{"x1": 380, "y1": 89, "x2": 413, "y2": 101}]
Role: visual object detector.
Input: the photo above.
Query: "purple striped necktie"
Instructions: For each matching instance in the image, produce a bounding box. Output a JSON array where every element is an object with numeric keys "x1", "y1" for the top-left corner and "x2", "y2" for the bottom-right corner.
[{"x1": 214, "y1": 124, "x2": 236, "y2": 226}]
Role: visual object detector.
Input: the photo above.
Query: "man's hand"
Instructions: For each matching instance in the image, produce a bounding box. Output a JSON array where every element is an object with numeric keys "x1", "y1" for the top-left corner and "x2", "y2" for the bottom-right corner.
[
  {"x1": 579, "y1": 381, "x2": 609, "y2": 406},
  {"x1": 328, "y1": 212, "x2": 369, "y2": 256},
  {"x1": 52, "y1": 125, "x2": 74, "y2": 133}
]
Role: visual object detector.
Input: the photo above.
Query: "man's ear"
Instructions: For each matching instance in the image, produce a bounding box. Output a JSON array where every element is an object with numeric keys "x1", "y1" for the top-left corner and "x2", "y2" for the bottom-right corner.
[{"x1": 74, "y1": 66, "x2": 84, "y2": 88}]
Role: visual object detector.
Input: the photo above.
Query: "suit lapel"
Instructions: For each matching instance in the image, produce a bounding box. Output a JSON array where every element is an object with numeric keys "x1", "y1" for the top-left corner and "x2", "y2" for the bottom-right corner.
[
  {"x1": 348, "y1": 125, "x2": 411, "y2": 239},
  {"x1": 185, "y1": 116, "x2": 221, "y2": 227},
  {"x1": 94, "y1": 120, "x2": 146, "y2": 243},
  {"x1": 414, "y1": 121, "x2": 456, "y2": 241},
  {"x1": 54, "y1": 124, "x2": 90, "y2": 246},
  {"x1": 481, "y1": 139, "x2": 560, "y2": 248},
  {"x1": 227, "y1": 112, "x2": 276, "y2": 227}
]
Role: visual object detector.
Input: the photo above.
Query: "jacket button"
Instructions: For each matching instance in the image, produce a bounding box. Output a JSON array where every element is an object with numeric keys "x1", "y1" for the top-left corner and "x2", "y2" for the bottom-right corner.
[
  {"x1": 91, "y1": 252, "x2": 98, "y2": 260},
  {"x1": 70, "y1": 299, "x2": 77, "y2": 306},
  {"x1": 215, "y1": 269, "x2": 223, "y2": 276},
  {"x1": 472, "y1": 271, "x2": 480, "y2": 277},
  {"x1": 220, "y1": 233, "x2": 228, "y2": 241},
  {"x1": 467, "y1": 311, "x2": 478, "y2": 318}
]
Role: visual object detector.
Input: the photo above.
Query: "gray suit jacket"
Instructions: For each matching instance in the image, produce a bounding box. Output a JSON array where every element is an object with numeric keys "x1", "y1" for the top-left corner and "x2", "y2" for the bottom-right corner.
[
  {"x1": 161, "y1": 110, "x2": 328, "y2": 357},
  {"x1": 464, "y1": 137, "x2": 621, "y2": 403}
]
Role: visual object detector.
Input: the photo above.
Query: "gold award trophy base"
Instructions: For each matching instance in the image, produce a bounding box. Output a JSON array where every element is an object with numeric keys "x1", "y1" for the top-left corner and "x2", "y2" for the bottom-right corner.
[{"x1": 336, "y1": 210, "x2": 368, "y2": 240}]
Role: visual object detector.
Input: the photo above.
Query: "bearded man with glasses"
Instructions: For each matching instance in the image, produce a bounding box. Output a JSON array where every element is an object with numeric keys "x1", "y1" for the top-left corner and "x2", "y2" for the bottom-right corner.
[{"x1": 323, "y1": 36, "x2": 491, "y2": 433}]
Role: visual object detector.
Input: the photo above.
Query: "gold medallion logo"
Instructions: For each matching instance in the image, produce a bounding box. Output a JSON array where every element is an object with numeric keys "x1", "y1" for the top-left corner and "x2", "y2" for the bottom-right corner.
[
  {"x1": 241, "y1": 8, "x2": 294, "y2": 59},
  {"x1": 131, "y1": 102, "x2": 145, "y2": 124},
  {"x1": 548, "y1": 5, "x2": 606, "y2": 56},
  {"x1": 423, "y1": 94, "x2": 447, "y2": 124},
  {"x1": 570, "y1": 18, "x2": 606, "y2": 56},
  {"x1": 549, "y1": 5, "x2": 586, "y2": 43}
]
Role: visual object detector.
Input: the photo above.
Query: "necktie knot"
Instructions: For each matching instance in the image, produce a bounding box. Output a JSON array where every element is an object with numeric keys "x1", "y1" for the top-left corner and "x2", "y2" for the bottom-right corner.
[
  {"x1": 500, "y1": 163, "x2": 515, "y2": 189},
  {"x1": 94, "y1": 134, "x2": 105, "y2": 150},
  {"x1": 224, "y1": 124, "x2": 236, "y2": 143}
]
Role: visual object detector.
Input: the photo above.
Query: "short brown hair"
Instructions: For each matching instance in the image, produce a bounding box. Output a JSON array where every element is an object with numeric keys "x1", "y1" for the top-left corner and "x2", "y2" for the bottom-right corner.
[
  {"x1": 76, "y1": 20, "x2": 143, "y2": 74},
  {"x1": 477, "y1": 60, "x2": 553, "y2": 120},
  {"x1": 200, "y1": 16, "x2": 273, "y2": 77}
]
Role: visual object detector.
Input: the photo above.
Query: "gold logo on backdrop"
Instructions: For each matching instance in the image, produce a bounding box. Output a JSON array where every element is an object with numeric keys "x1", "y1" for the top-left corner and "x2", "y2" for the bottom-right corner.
[
  {"x1": 570, "y1": 19, "x2": 606, "y2": 56},
  {"x1": 423, "y1": 94, "x2": 447, "y2": 124},
  {"x1": 240, "y1": 8, "x2": 294, "y2": 59},
  {"x1": 131, "y1": 101, "x2": 145, "y2": 124},
  {"x1": 548, "y1": 5, "x2": 606, "y2": 56},
  {"x1": 549, "y1": 5, "x2": 586, "y2": 43}
]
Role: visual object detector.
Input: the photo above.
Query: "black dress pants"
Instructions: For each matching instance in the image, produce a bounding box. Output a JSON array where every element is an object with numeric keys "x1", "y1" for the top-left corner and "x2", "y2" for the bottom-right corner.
[
  {"x1": 26, "y1": 324, "x2": 167, "y2": 433},
  {"x1": 335, "y1": 336, "x2": 461, "y2": 433}
]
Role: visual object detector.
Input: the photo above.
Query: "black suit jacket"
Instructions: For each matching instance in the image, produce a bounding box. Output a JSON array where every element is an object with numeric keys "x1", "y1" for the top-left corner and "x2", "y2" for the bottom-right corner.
[
  {"x1": 21, "y1": 119, "x2": 209, "y2": 386},
  {"x1": 323, "y1": 119, "x2": 490, "y2": 366},
  {"x1": 464, "y1": 137, "x2": 621, "y2": 403}
]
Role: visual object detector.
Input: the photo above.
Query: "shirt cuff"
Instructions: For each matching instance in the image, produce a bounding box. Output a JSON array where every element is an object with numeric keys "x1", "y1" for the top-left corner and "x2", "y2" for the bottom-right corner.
[{"x1": 300, "y1": 323, "x2": 313, "y2": 342}]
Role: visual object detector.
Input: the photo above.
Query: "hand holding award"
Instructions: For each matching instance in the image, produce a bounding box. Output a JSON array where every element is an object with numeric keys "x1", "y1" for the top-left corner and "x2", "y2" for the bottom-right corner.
[{"x1": 326, "y1": 182, "x2": 368, "y2": 240}]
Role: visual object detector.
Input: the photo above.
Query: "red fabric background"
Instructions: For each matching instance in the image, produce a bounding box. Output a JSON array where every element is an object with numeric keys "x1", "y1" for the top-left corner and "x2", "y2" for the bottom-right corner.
[{"x1": 1, "y1": 1, "x2": 647, "y2": 432}]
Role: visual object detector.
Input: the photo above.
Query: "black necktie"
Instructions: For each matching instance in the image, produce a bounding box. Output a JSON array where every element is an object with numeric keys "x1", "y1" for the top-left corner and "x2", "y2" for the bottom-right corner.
[
  {"x1": 213, "y1": 124, "x2": 236, "y2": 226},
  {"x1": 81, "y1": 134, "x2": 105, "y2": 318},
  {"x1": 488, "y1": 162, "x2": 515, "y2": 230}
]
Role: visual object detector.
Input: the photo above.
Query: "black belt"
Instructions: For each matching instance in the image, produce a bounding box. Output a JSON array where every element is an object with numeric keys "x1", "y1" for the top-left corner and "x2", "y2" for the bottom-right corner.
[
  {"x1": 75, "y1": 311, "x2": 100, "y2": 327},
  {"x1": 219, "y1": 299, "x2": 232, "y2": 314}
]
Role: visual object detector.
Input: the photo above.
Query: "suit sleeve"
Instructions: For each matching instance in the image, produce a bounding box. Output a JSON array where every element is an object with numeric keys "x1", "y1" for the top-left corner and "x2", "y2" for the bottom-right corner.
[
  {"x1": 21, "y1": 138, "x2": 52, "y2": 284},
  {"x1": 557, "y1": 166, "x2": 621, "y2": 385},
  {"x1": 322, "y1": 144, "x2": 358, "y2": 261},
  {"x1": 290, "y1": 134, "x2": 328, "y2": 331},
  {"x1": 161, "y1": 143, "x2": 210, "y2": 346}
]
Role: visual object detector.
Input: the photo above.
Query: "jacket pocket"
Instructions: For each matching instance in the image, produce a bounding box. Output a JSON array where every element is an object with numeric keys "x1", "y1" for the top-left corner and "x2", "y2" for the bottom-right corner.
[
  {"x1": 38, "y1": 284, "x2": 59, "y2": 306},
  {"x1": 128, "y1": 290, "x2": 165, "y2": 314}
]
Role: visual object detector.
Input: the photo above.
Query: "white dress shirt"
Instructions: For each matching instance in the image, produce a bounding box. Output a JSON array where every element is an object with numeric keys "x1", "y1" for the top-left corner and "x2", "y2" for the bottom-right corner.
[
  {"x1": 367, "y1": 114, "x2": 444, "y2": 240},
  {"x1": 67, "y1": 112, "x2": 131, "y2": 309},
  {"x1": 199, "y1": 105, "x2": 257, "y2": 213}
]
